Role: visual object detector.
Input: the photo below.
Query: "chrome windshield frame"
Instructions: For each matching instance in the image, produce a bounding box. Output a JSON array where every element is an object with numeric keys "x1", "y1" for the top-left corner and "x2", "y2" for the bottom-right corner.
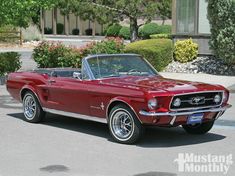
[{"x1": 82, "y1": 54, "x2": 160, "y2": 80}]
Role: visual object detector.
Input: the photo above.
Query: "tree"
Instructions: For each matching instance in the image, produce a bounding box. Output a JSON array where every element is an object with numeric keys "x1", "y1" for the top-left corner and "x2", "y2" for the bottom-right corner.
[
  {"x1": 56, "y1": 0, "x2": 159, "y2": 42},
  {"x1": 0, "y1": 0, "x2": 55, "y2": 28},
  {"x1": 157, "y1": 0, "x2": 172, "y2": 25}
]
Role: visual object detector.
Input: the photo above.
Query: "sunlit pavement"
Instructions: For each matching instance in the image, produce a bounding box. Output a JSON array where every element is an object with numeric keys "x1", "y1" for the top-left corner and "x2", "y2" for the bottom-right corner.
[{"x1": 0, "y1": 85, "x2": 234, "y2": 176}]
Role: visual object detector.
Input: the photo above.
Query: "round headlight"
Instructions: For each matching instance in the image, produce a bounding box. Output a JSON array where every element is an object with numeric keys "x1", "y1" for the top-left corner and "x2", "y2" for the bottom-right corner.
[
  {"x1": 173, "y1": 98, "x2": 181, "y2": 107},
  {"x1": 214, "y1": 94, "x2": 221, "y2": 103},
  {"x1": 148, "y1": 98, "x2": 158, "y2": 110}
]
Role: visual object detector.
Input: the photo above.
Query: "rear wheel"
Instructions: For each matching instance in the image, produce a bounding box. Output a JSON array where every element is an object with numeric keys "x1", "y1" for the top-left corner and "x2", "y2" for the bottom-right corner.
[
  {"x1": 108, "y1": 104, "x2": 144, "y2": 144},
  {"x1": 182, "y1": 121, "x2": 214, "y2": 134},
  {"x1": 22, "y1": 91, "x2": 45, "y2": 123}
]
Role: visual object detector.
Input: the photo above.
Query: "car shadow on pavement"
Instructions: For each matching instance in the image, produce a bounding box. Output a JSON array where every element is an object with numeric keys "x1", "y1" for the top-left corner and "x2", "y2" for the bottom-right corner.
[
  {"x1": 137, "y1": 127, "x2": 225, "y2": 148},
  {"x1": 7, "y1": 112, "x2": 226, "y2": 148}
]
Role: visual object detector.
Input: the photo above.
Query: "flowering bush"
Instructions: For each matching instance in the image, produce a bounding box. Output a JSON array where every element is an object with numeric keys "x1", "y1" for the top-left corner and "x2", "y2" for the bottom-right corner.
[
  {"x1": 87, "y1": 37, "x2": 124, "y2": 54},
  {"x1": 33, "y1": 38, "x2": 124, "y2": 68},
  {"x1": 33, "y1": 42, "x2": 81, "y2": 68}
]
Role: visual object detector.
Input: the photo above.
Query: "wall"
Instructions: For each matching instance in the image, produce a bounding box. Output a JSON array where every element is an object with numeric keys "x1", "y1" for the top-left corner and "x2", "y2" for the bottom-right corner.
[{"x1": 43, "y1": 9, "x2": 103, "y2": 35}]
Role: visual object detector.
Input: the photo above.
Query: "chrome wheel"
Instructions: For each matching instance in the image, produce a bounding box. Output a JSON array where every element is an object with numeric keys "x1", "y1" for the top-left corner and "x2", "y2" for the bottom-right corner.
[
  {"x1": 111, "y1": 109, "x2": 134, "y2": 140},
  {"x1": 108, "y1": 104, "x2": 144, "y2": 144},
  {"x1": 23, "y1": 94, "x2": 36, "y2": 120}
]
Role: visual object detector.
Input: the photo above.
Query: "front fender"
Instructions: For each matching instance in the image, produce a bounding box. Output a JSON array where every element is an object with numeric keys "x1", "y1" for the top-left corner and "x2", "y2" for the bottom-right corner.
[{"x1": 106, "y1": 96, "x2": 146, "y2": 124}]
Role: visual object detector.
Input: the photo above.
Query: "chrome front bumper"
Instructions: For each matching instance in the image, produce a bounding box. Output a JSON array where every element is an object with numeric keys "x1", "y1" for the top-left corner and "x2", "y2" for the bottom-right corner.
[
  {"x1": 139, "y1": 104, "x2": 232, "y2": 117},
  {"x1": 139, "y1": 104, "x2": 232, "y2": 125}
]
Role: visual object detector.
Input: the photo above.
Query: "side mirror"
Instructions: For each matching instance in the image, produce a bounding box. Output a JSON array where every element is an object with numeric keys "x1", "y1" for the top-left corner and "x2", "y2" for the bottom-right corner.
[{"x1": 73, "y1": 72, "x2": 81, "y2": 80}]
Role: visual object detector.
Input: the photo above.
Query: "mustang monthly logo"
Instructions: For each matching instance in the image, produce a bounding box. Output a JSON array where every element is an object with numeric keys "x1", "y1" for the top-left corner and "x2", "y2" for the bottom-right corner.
[{"x1": 174, "y1": 153, "x2": 233, "y2": 174}]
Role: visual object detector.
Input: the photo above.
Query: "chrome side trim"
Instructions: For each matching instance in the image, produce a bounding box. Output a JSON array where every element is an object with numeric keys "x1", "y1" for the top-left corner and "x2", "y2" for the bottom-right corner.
[
  {"x1": 169, "y1": 90, "x2": 224, "y2": 111},
  {"x1": 43, "y1": 108, "x2": 107, "y2": 124},
  {"x1": 139, "y1": 104, "x2": 232, "y2": 117}
]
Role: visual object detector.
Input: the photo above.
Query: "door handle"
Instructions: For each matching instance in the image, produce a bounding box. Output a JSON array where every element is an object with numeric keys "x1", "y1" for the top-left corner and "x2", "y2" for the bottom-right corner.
[{"x1": 48, "y1": 80, "x2": 56, "y2": 83}]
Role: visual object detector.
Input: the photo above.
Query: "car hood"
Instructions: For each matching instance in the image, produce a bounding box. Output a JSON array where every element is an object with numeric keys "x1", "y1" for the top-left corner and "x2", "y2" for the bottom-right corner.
[{"x1": 100, "y1": 75, "x2": 224, "y2": 95}]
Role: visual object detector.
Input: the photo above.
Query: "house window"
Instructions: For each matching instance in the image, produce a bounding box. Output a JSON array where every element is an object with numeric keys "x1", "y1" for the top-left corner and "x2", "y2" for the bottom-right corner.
[
  {"x1": 176, "y1": 0, "x2": 196, "y2": 34},
  {"x1": 198, "y1": 0, "x2": 210, "y2": 34}
]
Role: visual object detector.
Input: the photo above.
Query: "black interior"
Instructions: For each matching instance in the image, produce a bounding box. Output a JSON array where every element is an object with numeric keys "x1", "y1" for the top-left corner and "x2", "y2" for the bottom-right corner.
[{"x1": 34, "y1": 69, "x2": 81, "y2": 78}]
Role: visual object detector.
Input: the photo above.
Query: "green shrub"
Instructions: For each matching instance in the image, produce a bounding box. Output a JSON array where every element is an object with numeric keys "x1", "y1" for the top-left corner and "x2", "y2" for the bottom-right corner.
[
  {"x1": 150, "y1": 34, "x2": 171, "y2": 39},
  {"x1": 44, "y1": 27, "x2": 52, "y2": 34},
  {"x1": 139, "y1": 23, "x2": 159, "y2": 39},
  {"x1": 0, "y1": 52, "x2": 21, "y2": 76},
  {"x1": 207, "y1": 0, "x2": 235, "y2": 64},
  {"x1": 85, "y1": 28, "x2": 92, "y2": 35},
  {"x1": 106, "y1": 24, "x2": 122, "y2": 37},
  {"x1": 158, "y1": 25, "x2": 172, "y2": 34},
  {"x1": 72, "y1": 28, "x2": 80, "y2": 35},
  {"x1": 56, "y1": 23, "x2": 64, "y2": 34},
  {"x1": 174, "y1": 39, "x2": 198, "y2": 63},
  {"x1": 118, "y1": 26, "x2": 130, "y2": 39},
  {"x1": 125, "y1": 39, "x2": 173, "y2": 71}
]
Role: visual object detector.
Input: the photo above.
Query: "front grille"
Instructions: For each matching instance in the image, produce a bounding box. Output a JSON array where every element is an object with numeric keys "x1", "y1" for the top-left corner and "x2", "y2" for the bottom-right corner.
[{"x1": 170, "y1": 92, "x2": 223, "y2": 110}]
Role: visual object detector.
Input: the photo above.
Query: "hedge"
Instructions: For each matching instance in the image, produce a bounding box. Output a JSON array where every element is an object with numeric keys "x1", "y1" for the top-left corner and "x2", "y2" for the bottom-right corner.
[
  {"x1": 150, "y1": 34, "x2": 171, "y2": 39},
  {"x1": 125, "y1": 39, "x2": 173, "y2": 71}
]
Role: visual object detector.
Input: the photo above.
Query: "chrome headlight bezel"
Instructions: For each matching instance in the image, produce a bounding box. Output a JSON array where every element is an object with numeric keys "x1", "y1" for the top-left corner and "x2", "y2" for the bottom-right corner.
[
  {"x1": 214, "y1": 94, "x2": 221, "y2": 104},
  {"x1": 148, "y1": 98, "x2": 158, "y2": 110},
  {"x1": 173, "y1": 98, "x2": 181, "y2": 107}
]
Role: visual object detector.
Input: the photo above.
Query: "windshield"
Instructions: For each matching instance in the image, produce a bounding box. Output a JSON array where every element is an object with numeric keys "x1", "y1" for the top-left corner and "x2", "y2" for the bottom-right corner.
[{"x1": 87, "y1": 55, "x2": 158, "y2": 79}]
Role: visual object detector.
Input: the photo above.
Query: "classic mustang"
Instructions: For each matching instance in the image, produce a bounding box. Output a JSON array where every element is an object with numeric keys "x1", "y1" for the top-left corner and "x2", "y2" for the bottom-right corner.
[{"x1": 7, "y1": 54, "x2": 231, "y2": 144}]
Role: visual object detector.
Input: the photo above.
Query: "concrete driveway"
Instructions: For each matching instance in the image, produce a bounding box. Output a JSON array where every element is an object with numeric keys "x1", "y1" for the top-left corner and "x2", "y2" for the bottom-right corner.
[{"x1": 0, "y1": 85, "x2": 234, "y2": 176}]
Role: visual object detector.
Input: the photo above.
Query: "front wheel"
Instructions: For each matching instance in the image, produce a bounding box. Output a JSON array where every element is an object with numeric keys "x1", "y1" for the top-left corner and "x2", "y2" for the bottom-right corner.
[
  {"x1": 23, "y1": 91, "x2": 45, "y2": 123},
  {"x1": 182, "y1": 121, "x2": 214, "y2": 134},
  {"x1": 108, "y1": 104, "x2": 144, "y2": 144}
]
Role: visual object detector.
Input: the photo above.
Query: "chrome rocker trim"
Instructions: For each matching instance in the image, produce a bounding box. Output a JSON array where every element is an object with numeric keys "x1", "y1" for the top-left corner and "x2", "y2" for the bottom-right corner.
[
  {"x1": 139, "y1": 104, "x2": 232, "y2": 117},
  {"x1": 43, "y1": 108, "x2": 107, "y2": 124}
]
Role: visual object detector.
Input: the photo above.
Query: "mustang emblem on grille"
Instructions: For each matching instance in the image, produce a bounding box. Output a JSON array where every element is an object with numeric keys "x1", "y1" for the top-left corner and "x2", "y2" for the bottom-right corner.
[{"x1": 190, "y1": 96, "x2": 205, "y2": 105}]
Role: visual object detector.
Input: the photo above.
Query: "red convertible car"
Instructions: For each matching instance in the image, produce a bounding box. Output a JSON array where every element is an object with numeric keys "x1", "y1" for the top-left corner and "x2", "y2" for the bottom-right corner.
[{"x1": 7, "y1": 54, "x2": 231, "y2": 144}]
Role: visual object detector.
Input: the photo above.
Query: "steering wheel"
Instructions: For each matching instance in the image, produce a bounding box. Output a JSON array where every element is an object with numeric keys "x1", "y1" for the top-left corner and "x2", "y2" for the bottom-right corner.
[{"x1": 127, "y1": 69, "x2": 141, "y2": 75}]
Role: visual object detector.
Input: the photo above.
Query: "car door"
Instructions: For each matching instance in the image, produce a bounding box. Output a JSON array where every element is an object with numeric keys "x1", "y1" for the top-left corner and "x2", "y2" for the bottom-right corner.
[{"x1": 44, "y1": 74, "x2": 90, "y2": 115}]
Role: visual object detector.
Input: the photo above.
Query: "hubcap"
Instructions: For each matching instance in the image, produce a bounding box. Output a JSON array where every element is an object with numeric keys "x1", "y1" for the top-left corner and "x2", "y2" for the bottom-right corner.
[
  {"x1": 111, "y1": 110, "x2": 133, "y2": 140},
  {"x1": 23, "y1": 95, "x2": 36, "y2": 120}
]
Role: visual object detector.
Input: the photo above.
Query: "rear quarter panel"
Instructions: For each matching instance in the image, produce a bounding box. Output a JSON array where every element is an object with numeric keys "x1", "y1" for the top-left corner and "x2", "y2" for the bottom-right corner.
[{"x1": 6, "y1": 72, "x2": 48, "y2": 102}]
